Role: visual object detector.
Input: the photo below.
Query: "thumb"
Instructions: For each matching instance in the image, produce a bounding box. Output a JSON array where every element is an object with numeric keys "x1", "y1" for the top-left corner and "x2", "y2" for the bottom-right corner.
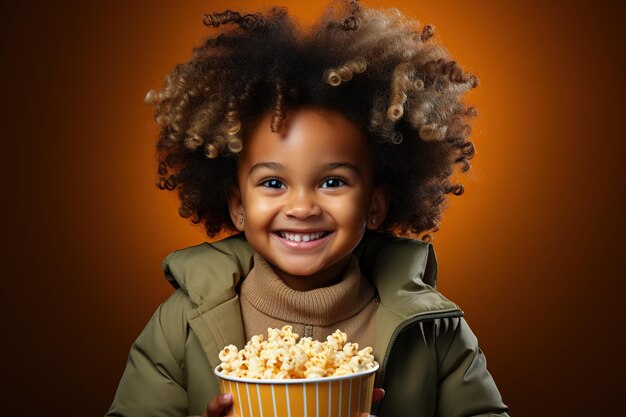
[
  {"x1": 372, "y1": 388, "x2": 385, "y2": 403},
  {"x1": 202, "y1": 393, "x2": 233, "y2": 417},
  {"x1": 361, "y1": 388, "x2": 385, "y2": 417}
]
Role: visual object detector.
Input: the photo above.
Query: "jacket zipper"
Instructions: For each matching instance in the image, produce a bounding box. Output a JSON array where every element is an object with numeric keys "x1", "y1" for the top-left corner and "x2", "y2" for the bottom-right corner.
[{"x1": 373, "y1": 310, "x2": 464, "y2": 413}]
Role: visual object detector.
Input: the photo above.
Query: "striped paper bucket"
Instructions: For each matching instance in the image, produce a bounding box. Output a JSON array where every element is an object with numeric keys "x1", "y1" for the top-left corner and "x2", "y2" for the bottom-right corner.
[{"x1": 215, "y1": 364, "x2": 378, "y2": 417}]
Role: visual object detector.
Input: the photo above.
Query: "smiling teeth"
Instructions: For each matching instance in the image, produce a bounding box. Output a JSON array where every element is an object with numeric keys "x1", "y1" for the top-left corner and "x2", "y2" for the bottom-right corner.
[{"x1": 280, "y1": 231, "x2": 326, "y2": 242}]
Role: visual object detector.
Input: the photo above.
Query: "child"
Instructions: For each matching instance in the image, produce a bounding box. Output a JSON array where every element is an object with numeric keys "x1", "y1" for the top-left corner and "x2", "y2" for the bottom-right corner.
[{"x1": 107, "y1": 1, "x2": 509, "y2": 416}]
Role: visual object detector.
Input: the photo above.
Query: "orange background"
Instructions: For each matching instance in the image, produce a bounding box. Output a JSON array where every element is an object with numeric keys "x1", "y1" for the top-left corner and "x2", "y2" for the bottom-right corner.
[{"x1": 2, "y1": 0, "x2": 625, "y2": 415}]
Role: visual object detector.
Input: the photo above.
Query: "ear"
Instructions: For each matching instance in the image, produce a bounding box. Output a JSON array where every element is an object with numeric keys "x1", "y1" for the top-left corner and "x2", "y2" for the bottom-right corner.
[
  {"x1": 367, "y1": 186, "x2": 389, "y2": 230},
  {"x1": 227, "y1": 187, "x2": 245, "y2": 232}
]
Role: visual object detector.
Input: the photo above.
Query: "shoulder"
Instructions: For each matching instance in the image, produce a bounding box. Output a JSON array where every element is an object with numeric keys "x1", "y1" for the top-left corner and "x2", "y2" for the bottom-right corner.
[
  {"x1": 357, "y1": 231, "x2": 461, "y2": 318},
  {"x1": 356, "y1": 231, "x2": 437, "y2": 286},
  {"x1": 161, "y1": 234, "x2": 255, "y2": 307}
]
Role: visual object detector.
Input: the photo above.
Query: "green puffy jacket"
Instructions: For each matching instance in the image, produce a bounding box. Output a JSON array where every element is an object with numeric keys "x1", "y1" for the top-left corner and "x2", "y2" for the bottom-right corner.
[{"x1": 107, "y1": 232, "x2": 509, "y2": 417}]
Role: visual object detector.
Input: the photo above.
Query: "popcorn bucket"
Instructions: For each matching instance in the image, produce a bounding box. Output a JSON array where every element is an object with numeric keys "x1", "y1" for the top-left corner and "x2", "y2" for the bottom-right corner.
[{"x1": 215, "y1": 363, "x2": 379, "y2": 417}]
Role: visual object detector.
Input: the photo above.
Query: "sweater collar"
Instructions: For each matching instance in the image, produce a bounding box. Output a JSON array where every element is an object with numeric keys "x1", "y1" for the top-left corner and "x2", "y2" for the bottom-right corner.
[{"x1": 240, "y1": 253, "x2": 376, "y2": 326}]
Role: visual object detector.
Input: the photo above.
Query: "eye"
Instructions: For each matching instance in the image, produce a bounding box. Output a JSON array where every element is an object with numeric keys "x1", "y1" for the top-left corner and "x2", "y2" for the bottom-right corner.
[
  {"x1": 320, "y1": 177, "x2": 345, "y2": 188},
  {"x1": 260, "y1": 178, "x2": 285, "y2": 189}
]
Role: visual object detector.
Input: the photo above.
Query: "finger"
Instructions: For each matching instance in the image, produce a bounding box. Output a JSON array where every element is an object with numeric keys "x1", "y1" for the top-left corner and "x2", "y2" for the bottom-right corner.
[
  {"x1": 202, "y1": 393, "x2": 233, "y2": 417},
  {"x1": 372, "y1": 388, "x2": 385, "y2": 403}
]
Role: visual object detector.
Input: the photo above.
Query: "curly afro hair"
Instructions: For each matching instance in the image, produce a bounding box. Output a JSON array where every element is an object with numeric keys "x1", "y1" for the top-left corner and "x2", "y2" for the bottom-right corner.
[{"x1": 146, "y1": 0, "x2": 478, "y2": 240}]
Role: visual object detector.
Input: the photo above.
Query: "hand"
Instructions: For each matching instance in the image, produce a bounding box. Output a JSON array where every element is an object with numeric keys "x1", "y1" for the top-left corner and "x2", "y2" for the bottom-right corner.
[
  {"x1": 202, "y1": 393, "x2": 233, "y2": 417},
  {"x1": 360, "y1": 388, "x2": 385, "y2": 417}
]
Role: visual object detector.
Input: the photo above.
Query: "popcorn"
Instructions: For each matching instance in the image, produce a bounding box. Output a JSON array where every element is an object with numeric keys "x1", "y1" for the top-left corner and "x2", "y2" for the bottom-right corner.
[{"x1": 217, "y1": 326, "x2": 377, "y2": 379}]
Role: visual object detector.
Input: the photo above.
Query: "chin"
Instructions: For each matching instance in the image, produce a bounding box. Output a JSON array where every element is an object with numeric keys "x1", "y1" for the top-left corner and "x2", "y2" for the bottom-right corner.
[{"x1": 278, "y1": 264, "x2": 322, "y2": 277}]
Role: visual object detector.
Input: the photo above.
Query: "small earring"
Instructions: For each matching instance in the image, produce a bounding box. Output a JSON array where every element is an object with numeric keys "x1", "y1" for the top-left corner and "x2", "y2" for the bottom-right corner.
[{"x1": 370, "y1": 217, "x2": 377, "y2": 225}]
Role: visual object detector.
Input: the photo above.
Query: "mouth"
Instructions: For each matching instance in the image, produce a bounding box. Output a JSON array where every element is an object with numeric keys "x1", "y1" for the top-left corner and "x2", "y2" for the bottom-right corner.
[{"x1": 275, "y1": 231, "x2": 331, "y2": 243}]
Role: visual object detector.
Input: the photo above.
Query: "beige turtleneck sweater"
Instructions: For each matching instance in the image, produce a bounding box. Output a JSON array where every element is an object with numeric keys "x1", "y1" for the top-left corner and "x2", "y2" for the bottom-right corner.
[{"x1": 239, "y1": 253, "x2": 379, "y2": 351}]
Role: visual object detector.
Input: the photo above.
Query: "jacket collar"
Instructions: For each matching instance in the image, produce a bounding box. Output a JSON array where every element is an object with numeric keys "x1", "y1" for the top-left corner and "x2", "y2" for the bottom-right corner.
[
  {"x1": 162, "y1": 232, "x2": 460, "y2": 369},
  {"x1": 353, "y1": 232, "x2": 462, "y2": 361},
  {"x1": 162, "y1": 235, "x2": 253, "y2": 368}
]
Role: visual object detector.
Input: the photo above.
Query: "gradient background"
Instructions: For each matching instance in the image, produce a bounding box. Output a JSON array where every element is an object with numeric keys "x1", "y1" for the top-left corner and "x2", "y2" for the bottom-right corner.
[{"x1": 2, "y1": 0, "x2": 625, "y2": 415}]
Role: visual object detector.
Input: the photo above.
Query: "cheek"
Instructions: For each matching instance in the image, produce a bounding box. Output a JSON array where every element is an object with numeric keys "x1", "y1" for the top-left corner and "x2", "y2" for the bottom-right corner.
[
  {"x1": 330, "y1": 193, "x2": 370, "y2": 226},
  {"x1": 242, "y1": 196, "x2": 279, "y2": 224}
]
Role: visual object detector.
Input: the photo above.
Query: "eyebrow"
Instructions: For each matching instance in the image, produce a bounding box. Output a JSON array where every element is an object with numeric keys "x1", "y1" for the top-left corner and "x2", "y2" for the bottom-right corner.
[
  {"x1": 323, "y1": 162, "x2": 361, "y2": 174},
  {"x1": 248, "y1": 162, "x2": 361, "y2": 175},
  {"x1": 248, "y1": 162, "x2": 283, "y2": 175}
]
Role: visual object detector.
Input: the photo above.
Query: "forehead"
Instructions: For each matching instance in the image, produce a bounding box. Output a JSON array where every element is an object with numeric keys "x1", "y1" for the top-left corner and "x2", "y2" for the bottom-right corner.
[{"x1": 239, "y1": 108, "x2": 371, "y2": 170}]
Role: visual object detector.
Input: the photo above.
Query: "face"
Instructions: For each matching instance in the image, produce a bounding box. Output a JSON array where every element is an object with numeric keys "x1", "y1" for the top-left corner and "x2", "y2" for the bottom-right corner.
[{"x1": 228, "y1": 108, "x2": 387, "y2": 291}]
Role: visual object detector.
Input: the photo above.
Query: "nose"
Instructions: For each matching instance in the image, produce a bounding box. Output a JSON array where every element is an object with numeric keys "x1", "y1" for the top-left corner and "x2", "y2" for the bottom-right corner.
[{"x1": 283, "y1": 189, "x2": 322, "y2": 219}]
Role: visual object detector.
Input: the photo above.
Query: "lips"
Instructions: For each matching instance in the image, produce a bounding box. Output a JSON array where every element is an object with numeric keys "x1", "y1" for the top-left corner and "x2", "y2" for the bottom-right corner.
[{"x1": 277, "y1": 231, "x2": 330, "y2": 242}]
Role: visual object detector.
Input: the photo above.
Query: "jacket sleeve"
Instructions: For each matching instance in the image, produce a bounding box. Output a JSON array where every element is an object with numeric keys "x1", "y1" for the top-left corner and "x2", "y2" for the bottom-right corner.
[
  {"x1": 436, "y1": 317, "x2": 510, "y2": 417},
  {"x1": 106, "y1": 290, "x2": 197, "y2": 417}
]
